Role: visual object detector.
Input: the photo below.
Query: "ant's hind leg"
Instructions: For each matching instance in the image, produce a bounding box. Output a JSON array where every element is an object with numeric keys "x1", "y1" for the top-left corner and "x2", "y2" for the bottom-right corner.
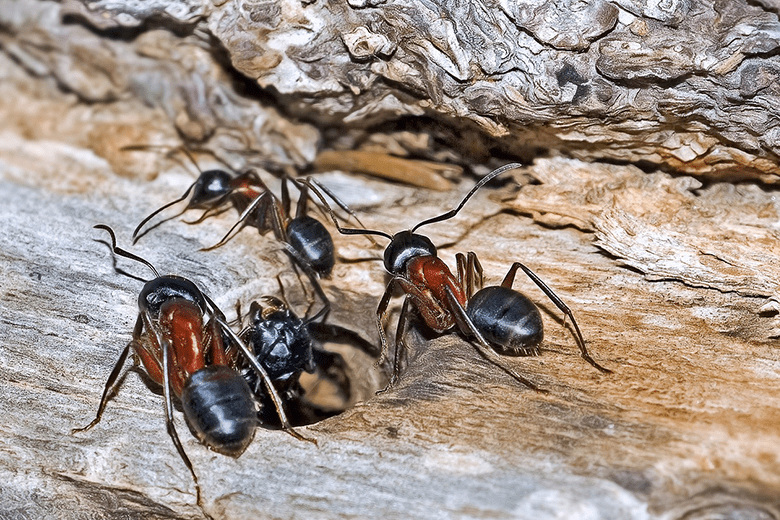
[{"x1": 504, "y1": 262, "x2": 611, "y2": 373}]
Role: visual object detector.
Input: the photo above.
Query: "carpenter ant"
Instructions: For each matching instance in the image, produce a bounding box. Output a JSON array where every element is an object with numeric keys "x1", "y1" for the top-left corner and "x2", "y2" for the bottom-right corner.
[
  {"x1": 302, "y1": 163, "x2": 611, "y2": 392},
  {"x1": 72, "y1": 225, "x2": 313, "y2": 511},
  {"x1": 125, "y1": 145, "x2": 367, "y2": 320},
  {"x1": 237, "y1": 294, "x2": 353, "y2": 426}
]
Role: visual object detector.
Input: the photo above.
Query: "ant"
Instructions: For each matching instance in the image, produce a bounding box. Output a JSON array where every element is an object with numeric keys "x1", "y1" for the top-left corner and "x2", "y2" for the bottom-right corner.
[
  {"x1": 72, "y1": 225, "x2": 313, "y2": 512},
  {"x1": 235, "y1": 274, "x2": 379, "y2": 425},
  {"x1": 125, "y1": 145, "x2": 368, "y2": 320},
  {"x1": 301, "y1": 163, "x2": 611, "y2": 392},
  {"x1": 237, "y1": 294, "x2": 352, "y2": 425}
]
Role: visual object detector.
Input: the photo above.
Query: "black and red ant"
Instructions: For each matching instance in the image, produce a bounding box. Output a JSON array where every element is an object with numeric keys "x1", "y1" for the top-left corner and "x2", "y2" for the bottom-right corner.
[
  {"x1": 302, "y1": 163, "x2": 611, "y2": 392},
  {"x1": 125, "y1": 146, "x2": 368, "y2": 320},
  {"x1": 72, "y1": 225, "x2": 314, "y2": 512}
]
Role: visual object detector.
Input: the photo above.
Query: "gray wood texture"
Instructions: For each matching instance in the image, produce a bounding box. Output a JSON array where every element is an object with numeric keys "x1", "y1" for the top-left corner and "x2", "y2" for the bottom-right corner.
[{"x1": 1, "y1": 0, "x2": 780, "y2": 519}]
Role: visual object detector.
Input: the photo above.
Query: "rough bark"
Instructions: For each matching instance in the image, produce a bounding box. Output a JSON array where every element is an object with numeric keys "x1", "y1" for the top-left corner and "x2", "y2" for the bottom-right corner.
[
  {"x1": 2, "y1": 0, "x2": 780, "y2": 181},
  {"x1": 2, "y1": 1, "x2": 780, "y2": 519}
]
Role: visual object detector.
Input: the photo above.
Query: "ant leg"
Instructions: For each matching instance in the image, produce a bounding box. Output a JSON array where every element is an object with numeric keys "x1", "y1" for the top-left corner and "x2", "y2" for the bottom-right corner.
[
  {"x1": 503, "y1": 262, "x2": 611, "y2": 373},
  {"x1": 291, "y1": 178, "x2": 308, "y2": 220},
  {"x1": 215, "y1": 317, "x2": 317, "y2": 445},
  {"x1": 456, "y1": 253, "x2": 467, "y2": 294},
  {"x1": 282, "y1": 243, "x2": 331, "y2": 324},
  {"x1": 201, "y1": 192, "x2": 271, "y2": 251},
  {"x1": 159, "y1": 330, "x2": 207, "y2": 514},
  {"x1": 443, "y1": 286, "x2": 546, "y2": 393},
  {"x1": 467, "y1": 252, "x2": 483, "y2": 296},
  {"x1": 295, "y1": 177, "x2": 381, "y2": 246},
  {"x1": 456, "y1": 252, "x2": 484, "y2": 299},
  {"x1": 71, "y1": 320, "x2": 138, "y2": 433},
  {"x1": 374, "y1": 278, "x2": 399, "y2": 369},
  {"x1": 376, "y1": 296, "x2": 412, "y2": 394},
  {"x1": 503, "y1": 262, "x2": 611, "y2": 372},
  {"x1": 301, "y1": 177, "x2": 368, "y2": 225},
  {"x1": 184, "y1": 202, "x2": 232, "y2": 225}
]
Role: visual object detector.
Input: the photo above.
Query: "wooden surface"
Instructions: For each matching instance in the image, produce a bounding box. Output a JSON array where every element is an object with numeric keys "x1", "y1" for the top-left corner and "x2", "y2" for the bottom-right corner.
[
  {"x1": 2, "y1": 93, "x2": 780, "y2": 520},
  {"x1": 3, "y1": 0, "x2": 780, "y2": 182},
  {"x1": 2, "y1": 2, "x2": 780, "y2": 519}
]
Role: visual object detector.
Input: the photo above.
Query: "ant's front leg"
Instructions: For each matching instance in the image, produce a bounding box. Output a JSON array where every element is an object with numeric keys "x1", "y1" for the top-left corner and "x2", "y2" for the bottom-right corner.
[{"x1": 71, "y1": 314, "x2": 143, "y2": 434}]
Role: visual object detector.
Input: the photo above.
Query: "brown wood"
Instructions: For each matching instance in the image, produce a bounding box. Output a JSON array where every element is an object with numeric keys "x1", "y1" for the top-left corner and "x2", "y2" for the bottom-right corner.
[{"x1": 1, "y1": 0, "x2": 780, "y2": 518}]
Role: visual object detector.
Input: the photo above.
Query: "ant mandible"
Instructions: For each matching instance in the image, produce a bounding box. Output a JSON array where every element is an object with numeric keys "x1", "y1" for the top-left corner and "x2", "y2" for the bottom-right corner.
[
  {"x1": 73, "y1": 225, "x2": 314, "y2": 511},
  {"x1": 302, "y1": 163, "x2": 611, "y2": 392}
]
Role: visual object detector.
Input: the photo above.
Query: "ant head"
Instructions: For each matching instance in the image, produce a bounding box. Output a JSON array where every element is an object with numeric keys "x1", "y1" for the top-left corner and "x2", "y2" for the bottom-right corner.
[
  {"x1": 188, "y1": 169, "x2": 233, "y2": 207},
  {"x1": 250, "y1": 296, "x2": 289, "y2": 321},
  {"x1": 384, "y1": 230, "x2": 437, "y2": 275},
  {"x1": 139, "y1": 275, "x2": 207, "y2": 317},
  {"x1": 95, "y1": 225, "x2": 208, "y2": 317}
]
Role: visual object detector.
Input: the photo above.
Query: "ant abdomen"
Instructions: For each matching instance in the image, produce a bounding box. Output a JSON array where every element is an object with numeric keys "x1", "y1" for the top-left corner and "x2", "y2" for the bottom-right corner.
[
  {"x1": 181, "y1": 365, "x2": 258, "y2": 458},
  {"x1": 286, "y1": 216, "x2": 335, "y2": 277},
  {"x1": 467, "y1": 286, "x2": 543, "y2": 356}
]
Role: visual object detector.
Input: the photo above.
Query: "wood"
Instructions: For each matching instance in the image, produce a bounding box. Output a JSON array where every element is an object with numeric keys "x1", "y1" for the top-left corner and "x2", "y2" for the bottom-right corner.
[
  {"x1": 1, "y1": 0, "x2": 780, "y2": 519},
  {"x1": 3, "y1": 0, "x2": 779, "y2": 180}
]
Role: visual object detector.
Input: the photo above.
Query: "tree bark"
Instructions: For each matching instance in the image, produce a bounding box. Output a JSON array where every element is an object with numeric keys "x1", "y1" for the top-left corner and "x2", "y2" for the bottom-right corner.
[{"x1": 1, "y1": 0, "x2": 780, "y2": 519}]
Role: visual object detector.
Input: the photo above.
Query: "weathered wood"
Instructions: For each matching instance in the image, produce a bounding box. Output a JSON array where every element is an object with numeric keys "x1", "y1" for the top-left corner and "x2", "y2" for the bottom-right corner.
[
  {"x1": 2, "y1": 1, "x2": 780, "y2": 519},
  {"x1": 3, "y1": 0, "x2": 780, "y2": 181}
]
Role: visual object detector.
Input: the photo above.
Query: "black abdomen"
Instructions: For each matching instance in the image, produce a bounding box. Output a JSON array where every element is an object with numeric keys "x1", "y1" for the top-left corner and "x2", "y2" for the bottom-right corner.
[
  {"x1": 467, "y1": 286, "x2": 544, "y2": 356},
  {"x1": 286, "y1": 216, "x2": 335, "y2": 276},
  {"x1": 181, "y1": 365, "x2": 257, "y2": 457}
]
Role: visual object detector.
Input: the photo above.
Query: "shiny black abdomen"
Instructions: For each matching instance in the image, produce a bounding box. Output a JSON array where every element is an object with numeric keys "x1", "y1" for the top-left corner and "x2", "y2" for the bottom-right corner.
[
  {"x1": 181, "y1": 365, "x2": 257, "y2": 458},
  {"x1": 466, "y1": 286, "x2": 544, "y2": 356},
  {"x1": 286, "y1": 216, "x2": 335, "y2": 276}
]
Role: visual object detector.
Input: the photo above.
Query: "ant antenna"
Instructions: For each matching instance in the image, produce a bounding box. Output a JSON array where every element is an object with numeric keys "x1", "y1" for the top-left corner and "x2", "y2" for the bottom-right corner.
[
  {"x1": 411, "y1": 163, "x2": 522, "y2": 232},
  {"x1": 300, "y1": 163, "x2": 522, "y2": 240},
  {"x1": 131, "y1": 188, "x2": 195, "y2": 241},
  {"x1": 294, "y1": 177, "x2": 394, "y2": 241},
  {"x1": 94, "y1": 224, "x2": 160, "y2": 278},
  {"x1": 123, "y1": 145, "x2": 214, "y2": 243}
]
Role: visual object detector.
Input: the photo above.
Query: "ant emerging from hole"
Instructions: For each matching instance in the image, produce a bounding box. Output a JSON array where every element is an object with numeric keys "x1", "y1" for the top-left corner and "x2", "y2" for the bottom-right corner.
[
  {"x1": 301, "y1": 163, "x2": 611, "y2": 393},
  {"x1": 235, "y1": 283, "x2": 358, "y2": 426},
  {"x1": 124, "y1": 145, "x2": 371, "y2": 321},
  {"x1": 72, "y1": 225, "x2": 314, "y2": 513}
]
